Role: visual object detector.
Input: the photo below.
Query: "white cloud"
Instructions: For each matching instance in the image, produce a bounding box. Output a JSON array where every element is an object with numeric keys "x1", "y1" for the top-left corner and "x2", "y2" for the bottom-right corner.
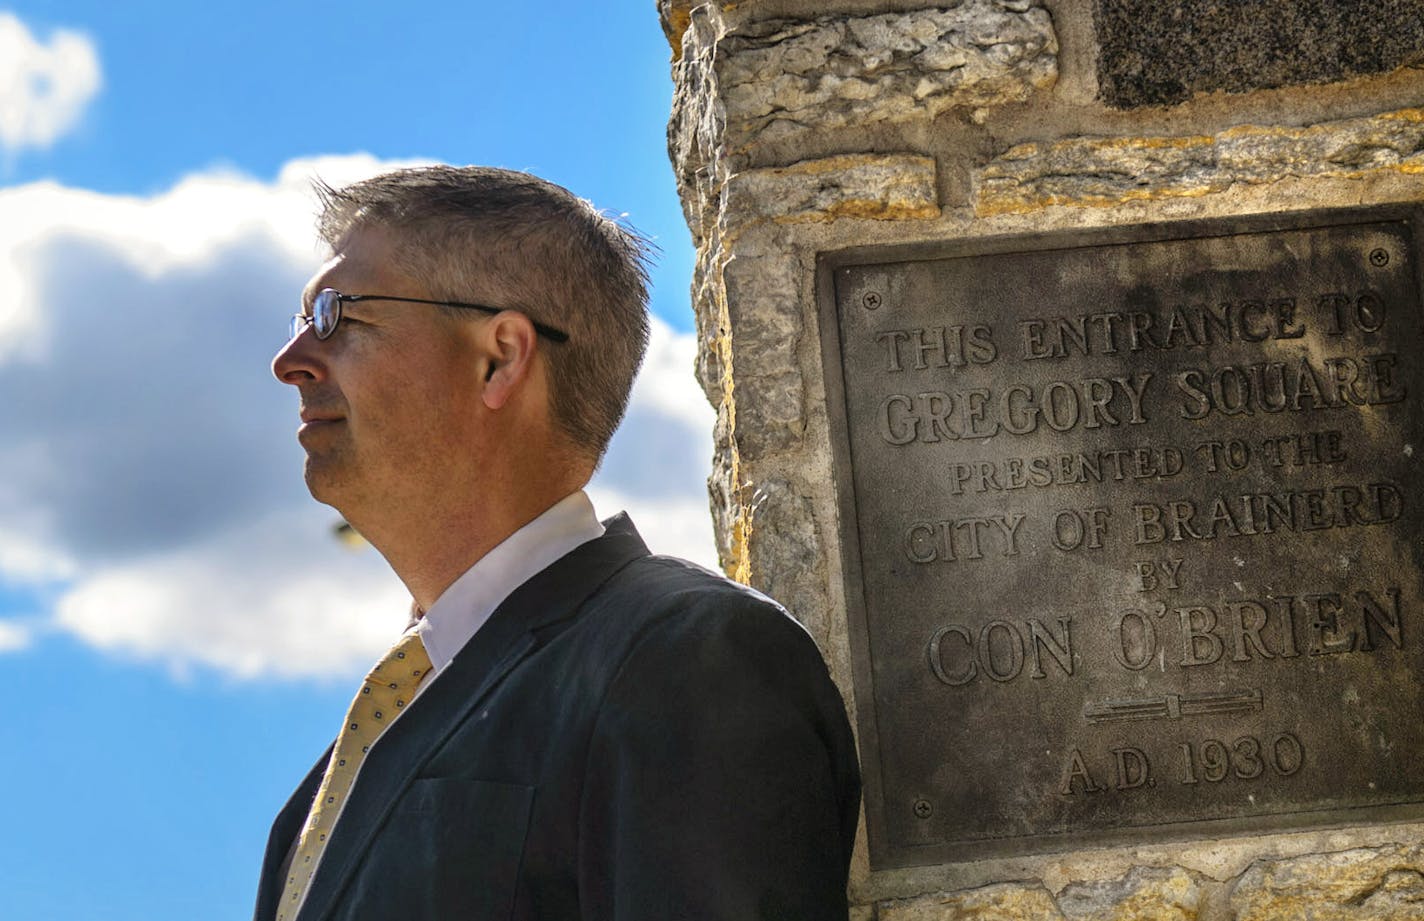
[
  {"x1": 0, "y1": 152, "x2": 410, "y2": 362},
  {"x1": 0, "y1": 157, "x2": 717, "y2": 681},
  {"x1": 0, "y1": 12, "x2": 101, "y2": 153},
  {"x1": 0, "y1": 619, "x2": 33, "y2": 653},
  {"x1": 54, "y1": 508, "x2": 409, "y2": 681}
]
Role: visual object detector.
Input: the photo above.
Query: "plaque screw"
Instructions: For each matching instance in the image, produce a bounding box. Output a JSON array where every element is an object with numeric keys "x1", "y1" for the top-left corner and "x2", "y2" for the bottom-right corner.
[
  {"x1": 1370, "y1": 248, "x2": 1390, "y2": 267},
  {"x1": 913, "y1": 799, "x2": 933, "y2": 819},
  {"x1": 862, "y1": 291, "x2": 882, "y2": 310}
]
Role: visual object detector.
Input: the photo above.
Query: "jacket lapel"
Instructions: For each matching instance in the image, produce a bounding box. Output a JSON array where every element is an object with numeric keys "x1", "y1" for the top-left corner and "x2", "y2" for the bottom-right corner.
[
  {"x1": 295, "y1": 515, "x2": 648, "y2": 921},
  {"x1": 253, "y1": 746, "x2": 332, "y2": 921}
]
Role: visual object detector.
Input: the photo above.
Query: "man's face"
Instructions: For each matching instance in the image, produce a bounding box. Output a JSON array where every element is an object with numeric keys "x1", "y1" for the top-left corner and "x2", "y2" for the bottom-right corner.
[{"x1": 272, "y1": 224, "x2": 489, "y2": 518}]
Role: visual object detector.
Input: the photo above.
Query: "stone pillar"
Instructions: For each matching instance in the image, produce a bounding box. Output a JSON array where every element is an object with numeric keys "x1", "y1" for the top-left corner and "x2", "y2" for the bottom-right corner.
[{"x1": 662, "y1": 1, "x2": 1424, "y2": 918}]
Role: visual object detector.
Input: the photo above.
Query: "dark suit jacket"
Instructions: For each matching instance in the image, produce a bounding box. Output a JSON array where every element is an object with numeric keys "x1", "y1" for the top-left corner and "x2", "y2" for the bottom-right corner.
[{"x1": 253, "y1": 515, "x2": 861, "y2": 921}]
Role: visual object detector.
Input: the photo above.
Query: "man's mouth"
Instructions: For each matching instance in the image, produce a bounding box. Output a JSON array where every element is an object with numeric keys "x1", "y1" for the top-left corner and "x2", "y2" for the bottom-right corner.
[
  {"x1": 298, "y1": 412, "x2": 345, "y2": 435},
  {"x1": 299, "y1": 408, "x2": 345, "y2": 424}
]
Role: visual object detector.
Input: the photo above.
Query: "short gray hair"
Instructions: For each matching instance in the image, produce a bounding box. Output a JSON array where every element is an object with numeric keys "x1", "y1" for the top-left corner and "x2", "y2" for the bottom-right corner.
[{"x1": 314, "y1": 165, "x2": 652, "y2": 460}]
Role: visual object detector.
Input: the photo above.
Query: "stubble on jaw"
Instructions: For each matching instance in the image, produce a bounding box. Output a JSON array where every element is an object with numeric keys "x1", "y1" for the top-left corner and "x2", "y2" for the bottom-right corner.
[{"x1": 299, "y1": 425, "x2": 359, "y2": 509}]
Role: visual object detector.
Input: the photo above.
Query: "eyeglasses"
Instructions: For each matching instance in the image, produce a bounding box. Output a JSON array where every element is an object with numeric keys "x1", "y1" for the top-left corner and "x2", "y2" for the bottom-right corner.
[{"x1": 288, "y1": 288, "x2": 570, "y2": 343}]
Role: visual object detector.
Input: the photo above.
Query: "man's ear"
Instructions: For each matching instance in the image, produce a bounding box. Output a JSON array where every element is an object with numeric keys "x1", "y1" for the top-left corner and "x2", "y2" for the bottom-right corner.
[{"x1": 480, "y1": 312, "x2": 540, "y2": 411}]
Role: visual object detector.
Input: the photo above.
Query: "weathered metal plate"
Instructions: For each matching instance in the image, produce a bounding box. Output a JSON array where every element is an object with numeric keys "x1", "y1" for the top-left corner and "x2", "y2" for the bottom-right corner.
[{"x1": 820, "y1": 207, "x2": 1424, "y2": 869}]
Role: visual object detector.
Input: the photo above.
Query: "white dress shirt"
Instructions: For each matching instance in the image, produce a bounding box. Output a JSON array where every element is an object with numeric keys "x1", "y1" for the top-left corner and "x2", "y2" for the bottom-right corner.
[{"x1": 411, "y1": 490, "x2": 605, "y2": 674}]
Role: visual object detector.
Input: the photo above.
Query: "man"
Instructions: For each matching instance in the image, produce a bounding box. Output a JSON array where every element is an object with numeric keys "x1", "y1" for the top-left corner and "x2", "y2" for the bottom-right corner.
[{"x1": 254, "y1": 166, "x2": 861, "y2": 921}]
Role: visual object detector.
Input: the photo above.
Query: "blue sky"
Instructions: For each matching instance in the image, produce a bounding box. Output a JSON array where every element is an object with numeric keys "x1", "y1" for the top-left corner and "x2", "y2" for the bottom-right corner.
[{"x1": 0, "y1": 5, "x2": 713, "y2": 918}]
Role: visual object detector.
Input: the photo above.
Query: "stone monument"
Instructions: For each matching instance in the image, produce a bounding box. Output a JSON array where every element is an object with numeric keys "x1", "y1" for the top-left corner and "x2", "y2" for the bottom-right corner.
[{"x1": 661, "y1": 0, "x2": 1424, "y2": 917}]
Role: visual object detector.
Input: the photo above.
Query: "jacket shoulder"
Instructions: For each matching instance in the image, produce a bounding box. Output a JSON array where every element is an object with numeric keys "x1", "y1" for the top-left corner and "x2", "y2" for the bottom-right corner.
[
  {"x1": 574, "y1": 554, "x2": 861, "y2": 920},
  {"x1": 593, "y1": 553, "x2": 821, "y2": 654}
]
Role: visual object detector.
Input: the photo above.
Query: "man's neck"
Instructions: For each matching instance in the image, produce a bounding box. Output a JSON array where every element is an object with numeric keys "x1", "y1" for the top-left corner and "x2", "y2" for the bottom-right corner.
[
  {"x1": 345, "y1": 419, "x2": 596, "y2": 610},
  {"x1": 371, "y1": 487, "x2": 581, "y2": 611}
]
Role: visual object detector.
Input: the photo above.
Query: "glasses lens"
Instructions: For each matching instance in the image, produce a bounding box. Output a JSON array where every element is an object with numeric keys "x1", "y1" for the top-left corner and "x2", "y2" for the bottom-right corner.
[
  {"x1": 288, "y1": 314, "x2": 307, "y2": 341},
  {"x1": 313, "y1": 289, "x2": 339, "y2": 339}
]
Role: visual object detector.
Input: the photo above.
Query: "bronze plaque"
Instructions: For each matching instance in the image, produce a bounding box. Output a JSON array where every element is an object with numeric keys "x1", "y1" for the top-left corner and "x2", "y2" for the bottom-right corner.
[{"x1": 820, "y1": 208, "x2": 1424, "y2": 869}]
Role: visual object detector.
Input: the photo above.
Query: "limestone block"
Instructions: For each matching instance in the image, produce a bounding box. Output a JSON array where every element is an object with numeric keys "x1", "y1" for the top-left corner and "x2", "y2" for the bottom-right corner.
[
  {"x1": 743, "y1": 477, "x2": 825, "y2": 634},
  {"x1": 707, "y1": 423, "x2": 737, "y2": 569},
  {"x1": 722, "y1": 253, "x2": 801, "y2": 374},
  {"x1": 715, "y1": 1, "x2": 1058, "y2": 149},
  {"x1": 721, "y1": 253, "x2": 804, "y2": 454},
  {"x1": 668, "y1": 7, "x2": 727, "y2": 245},
  {"x1": 877, "y1": 882, "x2": 1064, "y2": 920},
  {"x1": 1228, "y1": 843, "x2": 1424, "y2": 920},
  {"x1": 658, "y1": 0, "x2": 692, "y2": 60},
  {"x1": 733, "y1": 368, "x2": 806, "y2": 455},
  {"x1": 976, "y1": 107, "x2": 1424, "y2": 216},
  {"x1": 725, "y1": 153, "x2": 940, "y2": 229},
  {"x1": 1056, "y1": 867, "x2": 1202, "y2": 921},
  {"x1": 691, "y1": 246, "x2": 727, "y2": 405}
]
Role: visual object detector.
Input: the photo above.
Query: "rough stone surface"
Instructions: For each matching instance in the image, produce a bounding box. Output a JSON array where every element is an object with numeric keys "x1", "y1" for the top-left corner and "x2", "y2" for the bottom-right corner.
[
  {"x1": 1057, "y1": 867, "x2": 1202, "y2": 921},
  {"x1": 707, "y1": 403, "x2": 741, "y2": 575},
  {"x1": 715, "y1": 1, "x2": 1057, "y2": 149},
  {"x1": 1095, "y1": 0, "x2": 1424, "y2": 109},
  {"x1": 865, "y1": 852, "x2": 1424, "y2": 920},
  {"x1": 977, "y1": 107, "x2": 1424, "y2": 215},
  {"x1": 742, "y1": 477, "x2": 825, "y2": 635},
  {"x1": 877, "y1": 882, "x2": 1064, "y2": 920},
  {"x1": 658, "y1": 0, "x2": 693, "y2": 60},
  {"x1": 697, "y1": 245, "x2": 747, "y2": 580},
  {"x1": 731, "y1": 367, "x2": 805, "y2": 454},
  {"x1": 722, "y1": 253, "x2": 805, "y2": 454},
  {"x1": 690, "y1": 252, "x2": 719, "y2": 407},
  {"x1": 1229, "y1": 843, "x2": 1424, "y2": 920},
  {"x1": 870, "y1": 867, "x2": 1205, "y2": 920},
  {"x1": 665, "y1": 2, "x2": 1050, "y2": 243},
  {"x1": 667, "y1": 6, "x2": 727, "y2": 246},
  {"x1": 726, "y1": 153, "x2": 941, "y2": 229}
]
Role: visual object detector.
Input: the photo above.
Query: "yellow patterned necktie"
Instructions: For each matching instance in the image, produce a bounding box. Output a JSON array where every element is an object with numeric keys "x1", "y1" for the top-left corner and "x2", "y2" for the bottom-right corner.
[{"x1": 277, "y1": 631, "x2": 433, "y2": 921}]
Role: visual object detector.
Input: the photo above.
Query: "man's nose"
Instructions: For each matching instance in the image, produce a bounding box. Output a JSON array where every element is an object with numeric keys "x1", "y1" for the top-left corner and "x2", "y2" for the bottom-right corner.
[{"x1": 272, "y1": 326, "x2": 326, "y2": 384}]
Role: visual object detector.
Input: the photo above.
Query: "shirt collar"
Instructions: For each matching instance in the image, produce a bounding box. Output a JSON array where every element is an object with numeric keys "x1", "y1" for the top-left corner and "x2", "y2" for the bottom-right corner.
[{"x1": 412, "y1": 490, "x2": 605, "y2": 672}]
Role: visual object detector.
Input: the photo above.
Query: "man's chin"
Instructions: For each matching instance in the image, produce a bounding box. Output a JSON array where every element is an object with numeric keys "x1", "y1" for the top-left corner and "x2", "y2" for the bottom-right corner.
[{"x1": 303, "y1": 457, "x2": 353, "y2": 508}]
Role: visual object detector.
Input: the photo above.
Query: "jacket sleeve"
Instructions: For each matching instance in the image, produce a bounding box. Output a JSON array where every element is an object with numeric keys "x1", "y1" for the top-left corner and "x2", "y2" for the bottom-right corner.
[{"x1": 576, "y1": 587, "x2": 860, "y2": 921}]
